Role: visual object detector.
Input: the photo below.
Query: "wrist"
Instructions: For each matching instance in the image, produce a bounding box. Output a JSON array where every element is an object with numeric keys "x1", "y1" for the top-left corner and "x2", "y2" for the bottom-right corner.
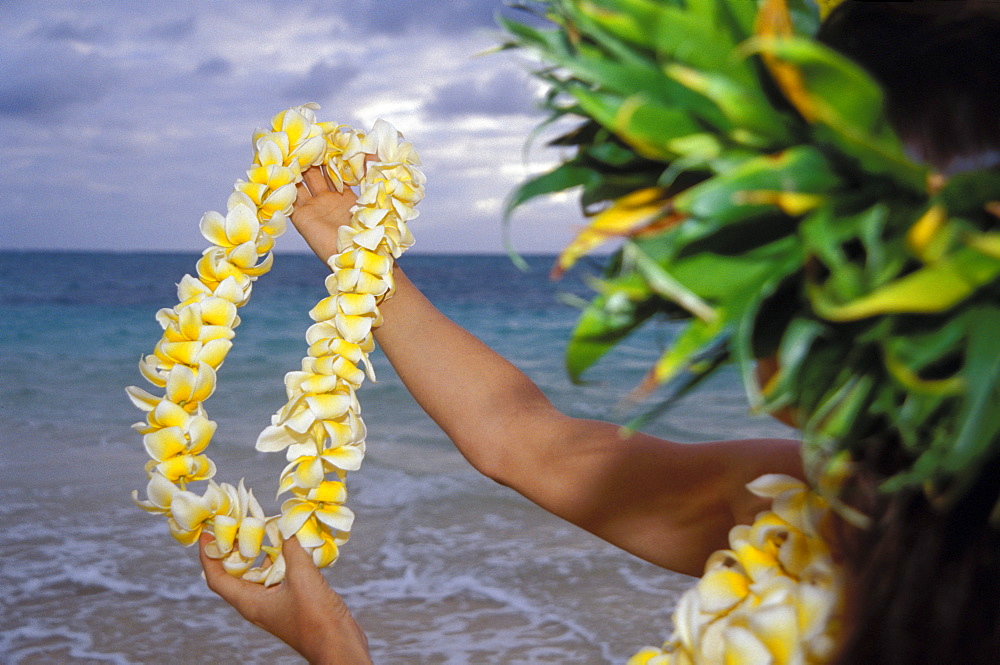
[{"x1": 298, "y1": 613, "x2": 371, "y2": 665}]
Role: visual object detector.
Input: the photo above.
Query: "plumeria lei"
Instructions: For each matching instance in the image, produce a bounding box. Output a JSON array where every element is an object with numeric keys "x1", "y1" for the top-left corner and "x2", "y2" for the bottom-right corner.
[
  {"x1": 629, "y1": 475, "x2": 843, "y2": 665},
  {"x1": 127, "y1": 104, "x2": 424, "y2": 585}
]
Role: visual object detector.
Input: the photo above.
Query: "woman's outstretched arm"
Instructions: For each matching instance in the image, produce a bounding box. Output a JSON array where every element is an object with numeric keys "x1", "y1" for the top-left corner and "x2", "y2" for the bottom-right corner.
[{"x1": 293, "y1": 167, "x2": 803, "y2": 575}]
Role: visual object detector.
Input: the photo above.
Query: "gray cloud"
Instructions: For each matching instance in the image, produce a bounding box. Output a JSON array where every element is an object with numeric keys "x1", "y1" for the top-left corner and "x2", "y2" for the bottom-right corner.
[
  {"x1": 344, "y1": 0, "x2": 519, "y2": 35},
  {"x1": 425, "y1": 67, "x2": 535, "y2": 118},
  {"x1": 196, "y1": 57, "x2": 233, "y2": 78},
  {"x1": 0, "y1": 46, "x2": 118, "y2": 117},
  {"x1": 33, "y1": 20, "x2": 112, "y2": 44},
  {"x1": 2, "y1": 0, "x2": 564, "y2": 254},
  {"x1": 147, "y1": 16, "x2": 197, "y2": 41},
  {"x1": 283, "y1": 61, "x2": 359, "y2": 102}
]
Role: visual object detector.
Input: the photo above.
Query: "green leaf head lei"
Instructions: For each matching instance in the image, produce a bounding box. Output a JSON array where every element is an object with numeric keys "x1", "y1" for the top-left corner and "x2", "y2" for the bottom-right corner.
[{"x1": 502, "y1": 0, "x2": 1000, "y2": 524}]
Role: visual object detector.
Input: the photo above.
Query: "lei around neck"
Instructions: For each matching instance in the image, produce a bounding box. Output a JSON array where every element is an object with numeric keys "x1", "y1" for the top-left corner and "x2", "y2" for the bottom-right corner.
[{"x1": 128, "y1": 105, "x2": 424, "y2": 585}]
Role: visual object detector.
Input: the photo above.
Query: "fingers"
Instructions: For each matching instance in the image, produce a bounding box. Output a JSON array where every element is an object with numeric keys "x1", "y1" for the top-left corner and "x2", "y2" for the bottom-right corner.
[
  {"x1": 281, "y1": 536, "x2": 324, "y2": 586},
  {"x1": 301, "y1": 167, "x2": 331, "y2": 196},
  {"x1": 199, "y1": 533, "x2": 258, "y2": 602}
]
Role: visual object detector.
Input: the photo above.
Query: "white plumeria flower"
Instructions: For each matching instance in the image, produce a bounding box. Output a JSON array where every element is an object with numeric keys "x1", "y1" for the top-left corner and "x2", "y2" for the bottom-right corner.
[
  {"x1": 278, "y1": 439, "x2": 366, "y2": 493},
  {"x1": 148, "y1": 335, "x2": 232, "y2": 375},
  {"x1": 140, "y1": 418, "x2": 216, "y2": 482},
  {"x1": 127, "y1": 381, "x2": 208, "y2": 432},
  {"x1": 279, "y1": 481, "x2": 354, "y2": 567},
  {"x1": 256, "y1": 387, "x2": 362, "y2": 454},
  {"x1": 176, "y1": 274, "x2": 251, "y2": 308},
  {"x1": 296, "y1": 512, "x2": 351, "y2": 568},
  {"x1": 361, "y1": 118, "x2": 421, "y2": 166},
  {"x1": 322, "y1": 126, "x2": 367, "y2": 192},
  {"x1": 203, "y1": 480, "x2": 268, "y2": 576},
  {"x1": 328, "y1": 244, "x2": 395, "y2": 301},
  {"x1": 246, "y1": 163, "x2": 299, "y2": 191},
  {"x1": 241, "y1": 519, "x2": 287, "y2": 587},
  {"x1": 132, "y1": 471, "x2": 179, "y2": 516},
  {"x1": 133, "y1": 478, "x2": 228, "y2": 552},
  {"x1": 141, "y1": 414, "x2": 215, "y2": 462},
  {"x1": 199, "y1": 202, "x2": 260, "y2": 249},
  {"x1": 305, "y1": 325, "x2": 377, "y2": 381},
  {"x1": 309, "y1": 292, "x2": 381, "y2": 350},
  {"x1": 145, "y1": 451, "x2": 216, "y2": 486},
  {"x1": 255, "y1": 132, "x2": 291, "y2": 164}
]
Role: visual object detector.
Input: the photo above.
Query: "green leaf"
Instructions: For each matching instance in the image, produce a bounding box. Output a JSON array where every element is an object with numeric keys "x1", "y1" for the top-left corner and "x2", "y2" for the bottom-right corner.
[
  {"x1": 812, "y1": 247, "x2": 1000, "y2": 320},
  {"x1": 625, "y1": 242, "x2": 717, "y2": 321},
  {"x1": 650, "y1": 316, "x2": 726, "y2": 386},
  {"x1": 497, "y1": 14, "x2": 568, "y2": 56},
  {"x1": 746, "y1": 35, "x2": 926, "y2": 190},
  {"x1": 504, "y1": 163, "x2": 602, "y2": 218},
  {"x1": 577, "y1": 0, "x2": 747, "y2": 76},
  {"x1": 945, "y1": 306, "x2": 1000, "y2": 473},
  {"x1": 746, "y1": 35, "x2": 885, "y2": 134},
  {"x1": 564, "y1": 273, "x2": 657, "y2": 381},
  {"x1": 938, "y1": 170, "x2": 1000, "y2": 218},
  {"x1": 883, "y1": 346, "x2": 964, "y2": 396},
  {"x1": 819, "y1": 374, "x2": 876, "y2": 443},
  {"x1": 563, "y1": 71, "x2": 730, "y2": 143},
  {"x1": 666, "y1": 64, "x2": 792, "y2": 145},
  {"x1": 585, "y1": 138, "x2": 651, "y2": 167},
  {"x1": 967, "y1": 232, "x2": 1000, "y2": 259},
  {"x1": 885, "y1": 314, "x2": 966, "y2": 373},
  {"x1": 612, "y1": 95, "x2": 703, "y2": 160},
  {"x1": 674, "y1": 145, "x2": 839, "y2": 222},
  {"x1": 670, "y1": 235, "x2": 801, "y2": 302},
  {"x1": 623, "y1": 347, "x2": 730, "y2": 432},
  {"x1": 760, "y1": 317, "x2": 827, "y2": 410}
]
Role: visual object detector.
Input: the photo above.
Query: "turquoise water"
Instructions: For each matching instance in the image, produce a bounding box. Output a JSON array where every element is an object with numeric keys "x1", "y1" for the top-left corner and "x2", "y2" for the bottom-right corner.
[{"x1": 0, "y1": 251, "x2": 794, "y2": 663}]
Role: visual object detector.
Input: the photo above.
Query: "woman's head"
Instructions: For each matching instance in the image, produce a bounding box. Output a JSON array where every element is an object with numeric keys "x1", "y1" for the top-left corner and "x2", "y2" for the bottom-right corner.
[{"x1": 816, "y1": 4, "x2": 1000, "y2": 663}]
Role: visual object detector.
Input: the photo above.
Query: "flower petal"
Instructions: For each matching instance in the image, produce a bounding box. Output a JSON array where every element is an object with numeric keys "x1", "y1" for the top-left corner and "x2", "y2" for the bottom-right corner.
[
  {"x1": 143, "y1": 426, "x2": 187, "y2": 461},
  {"x1": 199, "y1": 211, "x2": 229, "y2": 247},
  {"x1": 170, "y1": 490, "x2": 213, "y2": 531},
  {"x1": 238, "y1": 517, "x2": 266, "y2": 559},
  {"x1": 278, "y1": 502, "x2": 315, "y2": 540},
  {"x1": 315, "y1": 505, "x2": 355, "y2": 533},
  {"x1": 186, "y1": 416, "x2": 216, "y2": 454},
  {"x1": 254, "y1": 425, "x2": 297, "y2": 453},
  {"x1": 334, "y1": 313, "x2": 373, "y2": 344},
  {"x1": 309, "y1": 480, "x2": 347, "y2": 504},
  {"x1": 151, "y1": 399, "x2": 190, "y2": 428},
  {"x1": 165, "y1": 364, "x2": 198, "y2": 403},
  {"x1": 213, "y1": 515, "x2": 239, "y2": 555},
  {"x1": 292, "y1": 456, "x2": 325, "y2": 489},
  {"x1": 721, "y1": 625, "x2": 775, "y2": 665},
  {"x1": 338, "y1": 293, "x2": 376, "y2": 316},
  {"x1": 126, "y1": 386, "x2": 160, "y2": 412},
  {"x1": 697, "y1": 568, "x2": 749, "y2": 614}
]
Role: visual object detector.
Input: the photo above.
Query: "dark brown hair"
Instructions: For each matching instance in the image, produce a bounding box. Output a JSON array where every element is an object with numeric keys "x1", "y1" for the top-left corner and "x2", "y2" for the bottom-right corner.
[
  {"x1": 817, "y1": 3, "x2": 1000, "y2": 663},
  {"x1": 820, "y1": 0, "x2": 1000, "y2": 171}
]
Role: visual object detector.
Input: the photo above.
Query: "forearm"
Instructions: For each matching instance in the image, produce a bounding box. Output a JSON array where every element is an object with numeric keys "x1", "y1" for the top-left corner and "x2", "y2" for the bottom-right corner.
[
  {"x1": 375, "y1": 268, "x2": 555, "y2": 477},
  {"x1": 289, "y1": 167, "x2": 549, "y2": 480}
]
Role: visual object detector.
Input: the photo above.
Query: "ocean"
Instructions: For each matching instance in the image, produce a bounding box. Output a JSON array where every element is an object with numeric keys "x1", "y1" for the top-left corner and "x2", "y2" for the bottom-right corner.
[{"x1": 0, "y1": 251, "x2": 795, "y2": 664}]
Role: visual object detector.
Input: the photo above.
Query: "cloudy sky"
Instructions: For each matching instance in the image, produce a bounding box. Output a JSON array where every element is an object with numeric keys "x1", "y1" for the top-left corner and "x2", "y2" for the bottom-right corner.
[{"x1": 2, "y1": 1, "x2": 582, "y2": 255}]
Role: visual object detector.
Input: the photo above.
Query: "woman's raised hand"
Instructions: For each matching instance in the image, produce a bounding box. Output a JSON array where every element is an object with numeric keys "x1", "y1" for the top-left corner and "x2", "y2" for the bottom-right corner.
[
  {"x1": 291, "y1": 166, "x2": 359, "y2": 263},
  {"x1": 200, "y1": 534, "x2": 372, "y2": 665}
]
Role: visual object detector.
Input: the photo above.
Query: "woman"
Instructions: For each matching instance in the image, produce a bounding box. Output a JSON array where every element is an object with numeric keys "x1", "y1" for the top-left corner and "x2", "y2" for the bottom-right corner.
[
  {"x1": 201, "y1": 2, "x2": 1000, "y2": 663},
  {"x1": 199, "y1": 163, "x2": 805, "y2": 663}
]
